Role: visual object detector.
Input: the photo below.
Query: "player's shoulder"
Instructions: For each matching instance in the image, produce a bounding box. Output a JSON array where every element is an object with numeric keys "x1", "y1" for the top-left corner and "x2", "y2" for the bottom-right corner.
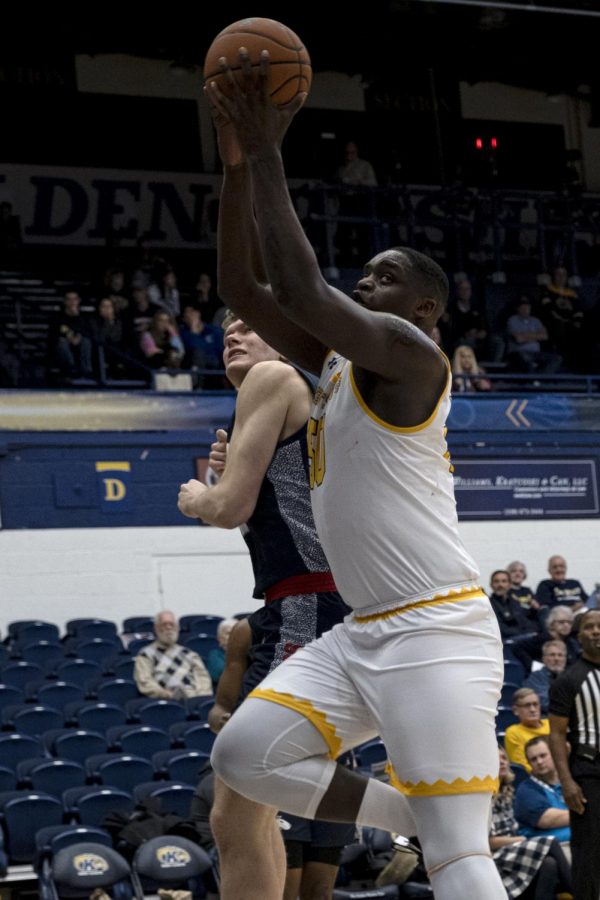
[{"x1": 241, "y1": 360, "x2": 307, "y2": 396}]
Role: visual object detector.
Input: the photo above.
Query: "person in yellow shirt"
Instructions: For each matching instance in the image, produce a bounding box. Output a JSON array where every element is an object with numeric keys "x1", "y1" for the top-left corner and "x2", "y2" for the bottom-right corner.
[{"x1": 504, "y1": 688, "x2": 550, "y2": 771}]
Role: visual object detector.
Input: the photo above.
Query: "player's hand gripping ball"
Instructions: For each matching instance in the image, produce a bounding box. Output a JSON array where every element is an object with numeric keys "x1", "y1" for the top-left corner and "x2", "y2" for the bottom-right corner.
[{"x1": 203, "y1": 17, "x2": 312, "y2": 106}]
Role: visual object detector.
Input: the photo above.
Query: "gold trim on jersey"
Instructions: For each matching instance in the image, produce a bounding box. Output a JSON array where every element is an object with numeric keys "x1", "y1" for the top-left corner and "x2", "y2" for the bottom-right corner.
[
  {"x1": 348, "y1": 353, "x2": 450, "y2": 434},
  {"x1": 353, "y1": 586, "x2": 486, "y2": 623},
  {"x1": 386, "y1": 763, "x2": 499, "y2": 796},
  {"x1": 248, "y1": 688, "x2": 342, "y2": 759}
]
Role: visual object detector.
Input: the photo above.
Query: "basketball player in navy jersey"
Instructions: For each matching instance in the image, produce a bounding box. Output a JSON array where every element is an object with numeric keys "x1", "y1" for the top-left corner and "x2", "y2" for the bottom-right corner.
[
  {"x1": 178, "y1": 319, "x2": 351, "y2": 898},
  {"x1": 202, "y1": 53, "x2": 506, "y2": 900}
]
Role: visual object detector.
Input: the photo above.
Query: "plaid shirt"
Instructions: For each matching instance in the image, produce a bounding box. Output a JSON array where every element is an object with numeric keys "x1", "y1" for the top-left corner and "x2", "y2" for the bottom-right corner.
[
  {"x1": 491, "y1": 783, "x2": 554, "y2": 899},
  {"x1": 134, "y1": 641, "x2": 213, "y2": 698}
]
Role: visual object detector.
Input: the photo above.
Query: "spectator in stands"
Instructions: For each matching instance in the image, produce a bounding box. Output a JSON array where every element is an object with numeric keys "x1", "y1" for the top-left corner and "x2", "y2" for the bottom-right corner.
[
  {"x1": 205, "y1": 618, "x2": 237, "y2": 686},
  {"x1": 179, "y1": 303, "x2": 225, "y2": 384},
  {"x1": 514, "y1": 736, "x2": 571, "y2": 842},
  {"x1": 134, "y1": 609, "x2": 213, "y2": 699},
  {"x1": 448, "y1": 277, "x2": 488, "y2": 357},
  {"x1": 148, "y1": 265, "x2": 181, "y2": 318},
  {"x1": 491, "y1": 746, "x2": 572, "y2": 899},
  {"x1": 540, "y1": 266, "x2": 583, "y2": 369},
  {"x1": 103, "y1": 268, "x2": 129, "y2": 314},
  {"x1": 335, "y1": 140, "x2": 378, "y2": 188},
  {"x1": 524, "y1": 641, "x2": 568, "y2": 715},
  {"x1": 507, "y1": 560, "x2": 540, "y2": 619},
  {"x1": 88, "y1": 297, "x2": 128, "y2": 378},
  {"x1": 48, "y1": 289, "x2": 94, "y2": 380},
  {"x1": 334, "y1": 140, "x2": 377, "y2": 265},
  {"x1": 123, "y1": 287, "x2": 161, "y2": 348},
  {"x1": 488, "y1": 570, "x2": 533, "y2": 640},
  {"x1": 451, "y1": 344, "x2": 492, "y2": 392},
  {"x1": 536, "y1": 555, "x2": 588, "y2": 611},
  {"x1": 194, "y1": 272, "x2": 224, "y2": 326},
  {"x1": 506, "y1": 297, "x2": 561, "y2": 374},
  {"x1": 505, "y1": 688, "x2": 549, "y2": 771},
  {"x1": 512, "y1": 606, "x2": 581, "y2": 675},
  {"x1": 140, "y1": 311, "x2": 184, "y2": 369}
]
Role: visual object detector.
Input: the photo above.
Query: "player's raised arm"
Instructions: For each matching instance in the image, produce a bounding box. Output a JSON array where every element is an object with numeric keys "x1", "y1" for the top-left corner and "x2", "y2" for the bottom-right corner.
[
  {"x1": 210, "y1": 100, "x2": 327, "y2": 375},
  {"x1": 208, "y1": 53, "x2": 446, "y2": 388}
]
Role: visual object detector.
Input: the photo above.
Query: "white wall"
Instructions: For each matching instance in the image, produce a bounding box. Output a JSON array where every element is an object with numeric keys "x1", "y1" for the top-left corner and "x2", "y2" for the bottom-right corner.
[{"x1": 1, "y1": 520, "x2": 598, "y2": 635}]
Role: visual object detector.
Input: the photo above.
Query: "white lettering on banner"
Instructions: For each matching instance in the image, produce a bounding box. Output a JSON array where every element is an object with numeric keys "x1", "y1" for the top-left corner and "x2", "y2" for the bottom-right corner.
[{"x1": 0, "y1": 164, "x2": 221, "y2": 248}]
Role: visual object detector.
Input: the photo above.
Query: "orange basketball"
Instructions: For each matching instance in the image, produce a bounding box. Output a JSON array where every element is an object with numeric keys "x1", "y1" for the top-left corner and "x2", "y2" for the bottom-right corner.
[{"x1": 203, "y1": 17, "x2": 312, "y2": 107}]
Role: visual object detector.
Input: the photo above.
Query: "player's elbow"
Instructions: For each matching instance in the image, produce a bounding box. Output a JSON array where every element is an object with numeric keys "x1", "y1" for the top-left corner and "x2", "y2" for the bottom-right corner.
[{"x1": 213, "y1": 500, "x2": 254, "y2": 529}]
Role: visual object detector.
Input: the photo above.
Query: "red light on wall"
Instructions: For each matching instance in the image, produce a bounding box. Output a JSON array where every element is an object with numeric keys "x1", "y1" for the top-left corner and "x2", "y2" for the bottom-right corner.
[
  {"x1": 475, "y1": 137, "x2": 483, "y2": 150},
  {"x1": 491, "y1": 137, "x2": 498, "y2": 149}
]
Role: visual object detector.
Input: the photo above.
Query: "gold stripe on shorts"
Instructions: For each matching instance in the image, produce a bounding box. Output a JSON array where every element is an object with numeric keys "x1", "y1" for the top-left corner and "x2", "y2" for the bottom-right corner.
[
  {"x1": 248, "y1": 687, "x2": 342, "y2": 759},
  {"x1": 386, "y1": 762, "x2": 499, "y2": 797},
  {"x1": 353, "y1": 586, "x2": 486, "y2": 623}
]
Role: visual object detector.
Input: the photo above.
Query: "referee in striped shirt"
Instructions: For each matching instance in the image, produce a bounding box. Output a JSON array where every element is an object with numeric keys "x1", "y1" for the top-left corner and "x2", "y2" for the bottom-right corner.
[{"x1": 549, "y1": 609, "x2": 600, "y2": 900}]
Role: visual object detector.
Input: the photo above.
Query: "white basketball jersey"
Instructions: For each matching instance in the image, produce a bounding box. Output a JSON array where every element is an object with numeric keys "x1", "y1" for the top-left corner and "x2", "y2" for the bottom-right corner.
[{"x1": 308, "y1": 351, "x2": 480, "y2": 613}]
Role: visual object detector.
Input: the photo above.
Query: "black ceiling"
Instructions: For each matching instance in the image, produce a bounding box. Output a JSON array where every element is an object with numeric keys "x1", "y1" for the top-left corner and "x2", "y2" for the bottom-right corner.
[{"x1": 5, "y1": 1, "x2": 600, "y2": 96}]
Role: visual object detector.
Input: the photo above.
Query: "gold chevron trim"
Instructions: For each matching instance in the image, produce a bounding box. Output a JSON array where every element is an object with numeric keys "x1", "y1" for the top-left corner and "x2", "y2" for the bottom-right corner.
[
  {"x1": 386, "y1": 763, "x2": 498, "y2": 796},
  {"x1": 248, "y1": 688, "x2": 341, "y2": 759}
]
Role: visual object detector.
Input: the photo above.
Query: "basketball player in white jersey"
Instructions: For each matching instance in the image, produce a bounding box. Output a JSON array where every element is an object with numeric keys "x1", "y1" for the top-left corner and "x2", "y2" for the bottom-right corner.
[{"x1": 204, "y1": 52, "x2": 506, "y2": 900}]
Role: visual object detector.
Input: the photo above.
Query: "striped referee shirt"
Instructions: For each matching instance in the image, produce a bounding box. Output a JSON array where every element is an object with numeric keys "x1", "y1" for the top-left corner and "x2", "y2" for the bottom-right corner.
[{"x1": 549, "y1": 657, "x2": 600, "y2": 758}]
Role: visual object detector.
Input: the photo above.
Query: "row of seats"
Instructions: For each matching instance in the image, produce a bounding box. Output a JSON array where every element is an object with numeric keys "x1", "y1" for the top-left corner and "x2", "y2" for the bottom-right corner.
[{"x1": 6, "y1": 614, "x2": 225, "y2": 642}]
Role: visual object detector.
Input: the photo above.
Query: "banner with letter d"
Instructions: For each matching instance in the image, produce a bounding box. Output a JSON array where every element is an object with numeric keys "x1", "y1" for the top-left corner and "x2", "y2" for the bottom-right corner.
[{"x1": 95, "y1": 461, "x2": 132, "y2": 513}]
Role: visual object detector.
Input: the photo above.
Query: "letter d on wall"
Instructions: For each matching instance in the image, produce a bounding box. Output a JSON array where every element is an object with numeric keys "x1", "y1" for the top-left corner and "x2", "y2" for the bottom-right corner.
[{"x1": 95, "y1": 461, "x2": 132, "y2": 513}]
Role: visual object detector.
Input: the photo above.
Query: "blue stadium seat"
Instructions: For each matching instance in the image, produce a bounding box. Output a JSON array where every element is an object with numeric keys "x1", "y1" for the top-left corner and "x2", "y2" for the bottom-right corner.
[
  {"x1": 179, "y1": 615, "x2": 223, "y2": 636},
  {"x1": 137, "y1": 699, "x2": 186, "y2": 730},
  {"x1": 183, "y1": 634, "x2": 219, "y2": 659},
  {"x1": 171, "y1": 722, "x2": 216, "y2": 754},
  {"x1": 72, "y1": 639, "x2": 122, "y2": 666},
  {"x1": 184, "y1": 695, "x2": 214, "y2": 721},
  {"x1": 510, "y1": 763, "x2": 529, "y2": 787},
  {"x1": 503, "y1": 659, "x2": 525, "y2": 685},
  {"x1": 76, "y1": 621, "x2": 119, "y2": 643},
  {"x1": 66, "y1": 618, "x2": 115, "y2": 638},
  {"x1": 34, "y1": 824, "x2": 112, "y2": 871},
  {"x1": 93, "y1": 755, "x2": 153, "y2": 793},
  {"x1": 500, "y1": 682, "x2": 521, "y2": 706},
  {"x1": 131, "y1": 834, "x2": 212, "y2": 899},
  {"x1": 51, "y1": 729, "x2": 108, "y2": 763},
  {"x1": 132, "y1": 781, "x2": 195, "y2": 818},
  {"x1": 96, "y1": 678, "x2": 139, "y2": 707},
  {"x1": 356, "y1": 739, "x2": 388, "y2": 772},
  {"x1": 0, "y1": 792, "x2": 63, "y2": 863},
  {"x1": 165, "y1": 751, "x2": 210, "y2": 785},
  {"x1": 122, "y1": 616, "x2": 154, "y2": 633},
  {"x1": 28, "y1": 759, "x2": 87, "y2": 796},
  {"x1": 0, "y1": 646, "x2": 8, "y2": 667},
  {"x1": 20, "y1": 641, "x2": 65, "y2": 672},
  {"x1": 109, "y1": 658, "x2": 136, "y2": 679},
  {"x1": 0, "y1": 685, "x2": 24, "y2": 716},
  {"x1": 38, "y1": 840, "x2": 134, "y2": 899},
  {"x1": 12, "y1": 704, "x2": 63, "y2": 736},
  {"x1": 76, "y1": 702, "x2": 127, "y2": 732},
  {"x1": 55, "y1": 658, "x2": 101, "y2": 686},
  {"x1": 37, "y1": 681, "x2": 86, "y2": 711},
  {"x1": 8, "y1": 620, "x2": 51, "y2": 640},
  {"x1": 0, "y1": 769, "x2": 16, "y2": 793},
  {"x1": 13, "y1": 622, "x2": 60, "y2": 646},
  {"x1": 496, "y1": 706, "x2": 519, "y2": 733},
  {"x1": 108, "y1": 724, "x2": 171, "y2": 757},
  {"x1": 0, "y1": 733, "x2": 45, "y2": 771},
  {"x1": 63, "y1": 786, "x2": 134, "y2": 827},
  {"x1": 1, "y1": 660, "x2": 43, "y2": 690},
  {"x1": 127, "y1": 637, "x2": 153, "y2": 656}
]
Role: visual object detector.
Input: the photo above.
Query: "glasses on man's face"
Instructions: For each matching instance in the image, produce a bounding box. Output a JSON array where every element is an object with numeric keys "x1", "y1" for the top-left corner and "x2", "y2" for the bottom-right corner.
[
  {"x1": 554, "y1": 620, "x2": 571, "y2": 624},
  {"x1": 517, "y1": 701, "x2": 540, "y2": 708}
]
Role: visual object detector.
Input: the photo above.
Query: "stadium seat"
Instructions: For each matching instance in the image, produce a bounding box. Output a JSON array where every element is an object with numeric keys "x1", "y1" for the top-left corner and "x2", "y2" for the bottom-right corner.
[
  {"x1": 165, "y1": 750, "x2": 210, "y2": 785},
  {"x1": 171, "y1": 722, "x2": 216, "y2": 753},
  {"x1": 28, "y1": 759, "x2": 87, "y2": 796},
  {"x1": 13, "y1": 622, "x2": 60, "y2": 646},
  {"x1": 0, "y1": 792, "x2": 63, "y2": 863},
  {"x1": 179, "y1": 614, "x2": 223, "y2": 636},
  {"x1": 50, "y1": 729, "x2": 108, "y2": 763},
  {"x1": 185, "y1": 695, "x2": 214, "y2": 720},
  {"x1": 20, "y1": 641, "x2": 65, "y2": 672},
  {"x1": 108, "y1": 724, "x2": 171, "y2": 757},
  {"x1": 37, "y1": 681, "x2": 86, "y2": 711},
  {"x1": 503, "y1": 659, "x2": 525, "y2": 685},
  {"x1": 76, "y1": 621, "x2": 119, "y2": 643},
  {"x1": 127, "y1": 637, "x2": 153, "y2": 656},
  {"x1": 72, "y1": 638, "x2": 122, "y2": 666},
  {"x1": 1, "y1": 660, "x2": 43, "y2": 690},
  {"x1": 93, "y1": 755, "x2": 153, "y2": 792},
  {"x1": 34, "y1": 824, "x2": 112, "y2": 872},
  {"x1": 109, "y1": 657, "x2": 136, "y2": 679},
  {"x1": 66, "y1": 618, "x2": 115, "y2": 638},
  {"x1": 510, "y1": 763, "x2": 529, "y2": 787},
  {"x1": 63, "y1": 786, "x2": 134, "y2": 826},
  {"x1": 183, "y1": 634, "x2": 219, "y2": 658},
  {"x1": 11, "y1": 704, "x2": 63, "y2": 736},
  {"x1": 96, "y1": 677, "x2": 139, "y2": 706},
  {"x1": 122, "y1": 616, "x2": 154, "y2": 633},
  {"x1": 37, "y1": 840, "x2": 134, "y2": 899},
  {"x1": 8, "y1": 620, "x2": 53, "y2": 640},
  {"x1": 137, "y1": 699, "x2": 186, "y2": 730},
  {"x1": 0, "y1": 733, "x2": 45, "y2": 771},
  {"x1": 496, "y1": 706, "x2": 519, "y2": 732},
  {"x1": 55, "y1": 658, "x2": 101, "y2": 686},
  {"x1": 0, "y1": 769, "x2": 16, "y2": 793},
  {"x1": 0, "y1": 685, "x2": 24, "y2": 716},
  {"x1": 131, "y1": 834, "x2": 213, "y2": 898},
  {"x1": 75, "y1": 702, "x2": 127, "y2": 732},
  {"x1": 500, "y1": 682, "x2": 521, "y2": 706},
  {"x1": 356, "y1": 738, "x2": 388, "y2": 773},
  {"x1": 132, "y1": 781, "x2": 195, "y2": 818}
]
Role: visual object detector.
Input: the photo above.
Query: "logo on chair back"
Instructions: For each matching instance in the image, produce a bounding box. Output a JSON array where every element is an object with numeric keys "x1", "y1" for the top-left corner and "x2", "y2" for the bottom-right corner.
[
  {"x1": 73, "y1": 853, "x2": 110, "y2": 876},
  {"x1": 156, "y1": 846, "x2": 191, "y2": 868}
]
